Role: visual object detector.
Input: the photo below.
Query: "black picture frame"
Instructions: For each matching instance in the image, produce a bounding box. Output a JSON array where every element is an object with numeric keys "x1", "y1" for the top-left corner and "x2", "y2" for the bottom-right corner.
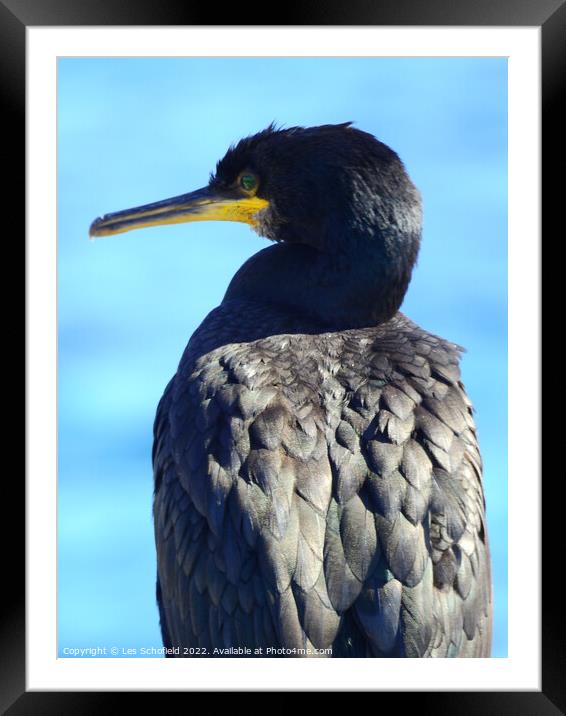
[{"x1": 11, "y1": 0, "x2": 559, "y2": 710}]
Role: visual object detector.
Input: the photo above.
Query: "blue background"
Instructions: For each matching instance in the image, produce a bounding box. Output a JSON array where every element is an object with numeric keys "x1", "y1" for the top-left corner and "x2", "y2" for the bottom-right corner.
[{"x1": 58, "y1": 57, "x2": 507, "y2": 658}]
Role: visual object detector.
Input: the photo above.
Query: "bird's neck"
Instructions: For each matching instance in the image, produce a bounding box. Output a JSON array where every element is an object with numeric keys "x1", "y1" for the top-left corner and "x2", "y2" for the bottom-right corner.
[{"x1": 223, "y1": 242, "x2": 415, "y2": 330}]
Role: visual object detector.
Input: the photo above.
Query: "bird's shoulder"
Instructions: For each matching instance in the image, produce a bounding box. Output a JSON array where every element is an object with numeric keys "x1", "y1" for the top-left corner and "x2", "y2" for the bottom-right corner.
[
  {"x1": 170, "y1": 303, "x2": 470, "y2": 428},
  {"x1": 157, "y1": 300, "x2": 481, "y2": 504}
]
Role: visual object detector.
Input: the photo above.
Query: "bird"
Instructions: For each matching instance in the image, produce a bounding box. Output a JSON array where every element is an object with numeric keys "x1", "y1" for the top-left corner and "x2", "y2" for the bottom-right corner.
[{"x1": 90, "y1": 122, "x2": 492, "y2": 658}]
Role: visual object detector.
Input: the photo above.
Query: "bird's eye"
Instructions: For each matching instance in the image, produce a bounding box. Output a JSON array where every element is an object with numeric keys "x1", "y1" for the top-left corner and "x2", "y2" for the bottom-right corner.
[{"x1": 239, "y1": 173, "x2": 258, "y2": 193}]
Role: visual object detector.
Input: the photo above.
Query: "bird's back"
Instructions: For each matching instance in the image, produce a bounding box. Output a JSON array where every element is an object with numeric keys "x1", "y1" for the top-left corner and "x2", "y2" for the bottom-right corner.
[{"x1": 153, "y1": 298, "x2": 492, "y2": 657}]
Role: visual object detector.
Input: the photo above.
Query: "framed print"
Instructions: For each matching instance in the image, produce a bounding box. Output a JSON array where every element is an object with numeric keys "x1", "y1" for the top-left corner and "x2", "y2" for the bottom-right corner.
[{"x1": 12, "y1": 0, "x2": 559, "y2": 709}]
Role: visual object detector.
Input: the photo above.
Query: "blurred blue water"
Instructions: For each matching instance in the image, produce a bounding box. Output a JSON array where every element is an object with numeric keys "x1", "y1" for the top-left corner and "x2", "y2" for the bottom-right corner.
[{"x1": 58, "y1": 57, "x2": 507, "y2": 658}]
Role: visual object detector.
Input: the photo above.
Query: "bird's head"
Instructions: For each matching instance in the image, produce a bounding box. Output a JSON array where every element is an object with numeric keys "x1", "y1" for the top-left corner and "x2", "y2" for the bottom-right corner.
[
  {"x1": 90, "y1": 123, "x2": 422, "y2": 326},
  {"x1": 90, "y1": 122, "x2": 420, "y2": 252}
]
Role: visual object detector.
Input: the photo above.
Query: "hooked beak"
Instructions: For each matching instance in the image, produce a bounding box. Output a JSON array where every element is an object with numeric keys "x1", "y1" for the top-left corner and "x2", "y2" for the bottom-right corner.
[{"x1": 89, "y1": 185, "x2": 269, "y2": 238}]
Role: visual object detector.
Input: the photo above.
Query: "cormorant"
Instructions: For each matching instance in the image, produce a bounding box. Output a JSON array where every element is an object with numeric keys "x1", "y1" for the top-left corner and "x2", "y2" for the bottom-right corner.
[{"x1": 90, "y1": 123, "x2": 492, "y2": 657}]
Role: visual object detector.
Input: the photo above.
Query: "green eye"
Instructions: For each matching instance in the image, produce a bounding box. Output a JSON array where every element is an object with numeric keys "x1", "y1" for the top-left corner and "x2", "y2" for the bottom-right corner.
[{"x1": 240, "y1": 173, "x2": 257, "y2": 192}]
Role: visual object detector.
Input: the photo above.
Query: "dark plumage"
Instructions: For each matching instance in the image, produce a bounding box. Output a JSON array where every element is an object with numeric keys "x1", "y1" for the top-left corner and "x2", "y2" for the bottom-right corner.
[{"x1": 92, "y1": 122, "x2": 492, "y2": 657}]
